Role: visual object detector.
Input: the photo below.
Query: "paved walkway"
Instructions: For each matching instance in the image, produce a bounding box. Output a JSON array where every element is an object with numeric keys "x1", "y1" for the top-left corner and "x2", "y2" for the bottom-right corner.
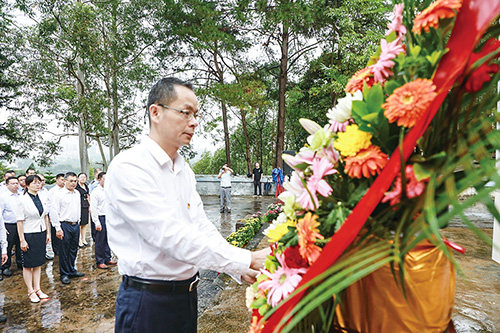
[{"x1": 0, "y1": 195, "x2": 279, "y2": 332}]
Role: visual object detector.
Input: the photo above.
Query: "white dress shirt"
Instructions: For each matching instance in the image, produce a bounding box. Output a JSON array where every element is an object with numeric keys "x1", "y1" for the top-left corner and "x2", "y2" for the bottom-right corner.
[
  {"x1": 15, "y1": 193, "x2": 49, "y2": 233},
  {"x1": 0, "y1": 191, "x2": 19, "y2": 224},
  {"x1": 90, "y1": 184, "x2": 105, "y2": 227},
  {"x1": 105, "y1": 137, "x2": 251, "y2": 281},
  {"x1": 50, "y1": 187, "x2": 81, "y2": 232},
  {"x1": 0, "y1": 213, "x2": 7, "y2": 254},
  {"x1": 219, "y1": 170, "x2": 232, "y2": 187}
]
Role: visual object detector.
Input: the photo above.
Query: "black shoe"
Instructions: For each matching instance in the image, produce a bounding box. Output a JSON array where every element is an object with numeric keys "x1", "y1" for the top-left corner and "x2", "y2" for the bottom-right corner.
[
  {"x1": 226, "y1": 210, "x2": 231, "y2": 213},
  {"x1": 78, "y1": 244, "x2": 85, "y2": 248},
  {"x1": 2, "y1": 269, "x2": 12, "y2": 277},
  {"x1": 68, "y1": 272, "x2": 85, "y2": 278},
  {"x1": 0, "y1": 275, "x2": 3, "y2": 281},
  {"x1": 220, "y1": 210, "x2": 224, "y2": 213},
  {"x1": 60, "y1": 276, "x2": 71, "y2": 284},
  {"x1": 0, "y1": 314, "x2": 6, "y2": 323}
]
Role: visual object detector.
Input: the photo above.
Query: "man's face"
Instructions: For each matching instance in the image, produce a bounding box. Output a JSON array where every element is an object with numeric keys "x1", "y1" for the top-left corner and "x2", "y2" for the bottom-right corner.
[
  {"x1": 56, "y1": 176, "x2": 65, "y2": 187},
  {"x1": 18, "y1": 176, "x2": 26, "y2": 188},
  {"x1": 26, "y1": 169, "x2": 35, "y2": 176},
  {"x1": 256, "y1": 163, "x2": 260, "y2": 168},
  {"x1": 151, "y1": 85, "x2": 199, "y2": 152},
  {"x1": 65, "y1": 176, "x2": 78, "y2": 191},
  {"x1": 6, "y1": 179, "x2": 19, "y2": 194},
  {"x1": 3, "y1": 172, "x2": 15, "y2": 181},
  {"x1": 99, "y1": 174, "x2": 106, "y2": 187},
  {"x1": 38, "y1": 175, "x2": 45, "y2": 188}
]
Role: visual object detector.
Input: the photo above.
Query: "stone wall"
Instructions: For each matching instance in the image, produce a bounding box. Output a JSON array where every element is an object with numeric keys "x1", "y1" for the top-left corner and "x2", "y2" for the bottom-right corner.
[{"x1": 195, "y1": 175, "x2": 275, "y2": 196}]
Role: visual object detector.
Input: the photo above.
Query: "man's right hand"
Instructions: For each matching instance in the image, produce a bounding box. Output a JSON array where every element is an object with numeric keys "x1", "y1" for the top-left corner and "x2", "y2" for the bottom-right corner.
[
  {"x1": 250, "y1": 248, "x2": 270, "y2": 271},
  {"x1": 96, "y1": 225, "x2": 102, "y2": 232},
  {"x1": 242, "y1": 269, "x2": 260, "y2": 284},
  {"x1": 56, "y1": 230, "x2": 64, "y2": 240}
]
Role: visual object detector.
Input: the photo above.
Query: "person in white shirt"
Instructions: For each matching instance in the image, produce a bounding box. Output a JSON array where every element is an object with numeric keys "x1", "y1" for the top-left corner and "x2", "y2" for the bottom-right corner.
[
  {"x1": 17, "y1": 175, "x2": 26, "y2": 196},
  {"x1": 0, "y1": 204, "x2": 8, "y2": 322},
  {"x1": 16, "y1": 175, "x2": 51, "y2": 303},
  {"x1": 89, "y1": 168, "x2": 102, "y2": 194},
  {"x1": 217, "y1": 163, "x2": 233, "y2": 213},
  {"x1": 90, "y1": 172, "x2": 115, "y2": 269},
  {"x1": 0, "y1": 176, "x2": 18, "y2": 278},
  {"x1": 50, "y1": 172, "x2": 83, "y2": 285},
  {"x1": 37, "y1": 174, "x2": 53, "y2": 261},
  {"x1": 47, "y1": 173, "x2": 65, "y2": 256},
  {"x1": 106, "y1": 77, "x2": 267, "y2": 332},
  {"x1": 0, "y1": 170, "x2": 16, "y2": 194}
]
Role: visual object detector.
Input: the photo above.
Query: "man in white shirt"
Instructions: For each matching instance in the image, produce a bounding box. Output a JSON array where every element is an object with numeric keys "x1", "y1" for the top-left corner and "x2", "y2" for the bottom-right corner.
[
  {"x1": 17, "y1": 175, "x2": 26, "y2": 195},
  {"x1": 48, "y1": 173, "x2": 65, "y2": 256},
  {"x1": 0, "y1": 206, "x2": 7, "y2": 322},
  {"x1": 50, "y1": 172, "x2": 83, "y2": 285},
  {"x1": 0, "y1": 170, "x2": 16, "y2": 194},
  {"x1": 0, "y1": 176, "x2": 21, "y2": 278},
  {"x1": 90, "y1": 172, "x2": 115, "y2": 270},
  {"x1": 217, "y1": 163, "x2": 234, "y2": 213},
  {"x1": 106, "y1": 77, "x2": 267, "y2": 332},
  {"x1": 89, "y1": 168, "x2": 102, "y2": 194}
]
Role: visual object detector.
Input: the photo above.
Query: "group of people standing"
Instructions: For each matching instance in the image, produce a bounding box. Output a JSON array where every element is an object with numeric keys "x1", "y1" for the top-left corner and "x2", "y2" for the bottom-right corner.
[{"x1": 0, "y1": 167, "x2": 115, "y2": 306}]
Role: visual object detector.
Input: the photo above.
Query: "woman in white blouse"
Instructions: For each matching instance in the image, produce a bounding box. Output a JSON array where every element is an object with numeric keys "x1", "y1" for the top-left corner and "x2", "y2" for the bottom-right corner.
[{"x1": 16, "y1": 175, "x2": 51, "y2": 303}]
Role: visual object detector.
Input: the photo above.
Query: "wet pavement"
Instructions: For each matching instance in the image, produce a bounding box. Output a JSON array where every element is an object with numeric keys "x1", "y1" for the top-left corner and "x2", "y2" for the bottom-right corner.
[
  {"x1": 0, "y1": 195, "x2": 498, "y2": 332},
  {"x1": 0, "y1": 195, "x2": 279, "y2": 332}
]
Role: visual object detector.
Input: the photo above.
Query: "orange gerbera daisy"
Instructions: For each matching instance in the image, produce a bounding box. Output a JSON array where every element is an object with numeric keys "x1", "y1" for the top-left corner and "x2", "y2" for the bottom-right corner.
[
  {"x1": 412, "y1": 0, "x2": 462, "y2": 34},
  {"x1": 344, "y1": 145, "x2": 388, "y2": 179},
  {"x1": 297, "y1": 213, "x2": 324, "y2": 265},
  {"x1": 382, "y1": 78, "x2": 437, "y2": 128},
  {"x1": 345, "y1": 67, "x2": 375, "y2": 93}
]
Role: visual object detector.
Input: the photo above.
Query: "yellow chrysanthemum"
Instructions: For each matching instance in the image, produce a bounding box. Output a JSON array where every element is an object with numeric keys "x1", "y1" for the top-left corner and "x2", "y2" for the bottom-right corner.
[
  {"x1": 266, "y1": 220, "x2": 296, "y2": 243},
  {"x1": 334, "y1": 124, "x2": 372, "y2": 157}
]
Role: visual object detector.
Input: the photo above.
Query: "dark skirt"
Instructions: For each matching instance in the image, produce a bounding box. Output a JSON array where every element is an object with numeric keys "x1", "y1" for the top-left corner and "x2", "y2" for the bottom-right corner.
[
  {"x1": 21, "y1": 231, "x2": 46, "y2": 268},
  {"x1": 80, "y1": 207, "x2": 89, "y2": 226}
]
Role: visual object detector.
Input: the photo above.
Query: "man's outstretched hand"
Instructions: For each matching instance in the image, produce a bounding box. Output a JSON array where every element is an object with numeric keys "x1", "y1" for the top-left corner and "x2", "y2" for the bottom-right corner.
[{"x1": 250, "y1": 248, "x2": 270, "y2": 271}]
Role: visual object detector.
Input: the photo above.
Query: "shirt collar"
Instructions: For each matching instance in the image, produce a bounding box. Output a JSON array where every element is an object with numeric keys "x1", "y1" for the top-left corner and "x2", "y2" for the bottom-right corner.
[{"x1": 143, "y1": 136, "x2": 185, "y2": 173}]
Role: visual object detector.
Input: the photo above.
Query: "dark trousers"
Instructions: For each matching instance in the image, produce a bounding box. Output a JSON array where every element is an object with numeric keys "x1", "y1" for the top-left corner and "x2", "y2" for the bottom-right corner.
[
  {"x1": 59, "y1": 222, "x2": 80, "y2": 277},
  {"x1": 51, "y1": 225, "x2": 60, "y2": 255},
  {"x1": 90, "y1": 214, "x2": 96, "y2": 242},
  {"x1": 95, "y1": 216, "x2": 111, "y2": 265},
  {"x1": 254, "y1": 181, "x2": 262, "y2": 195},
  {"x1": 2, "y1": 223, "x2": 21, "y2": 270},
  {"x1": 115, "y1": 280, "x2": 197, "y2": 333}
]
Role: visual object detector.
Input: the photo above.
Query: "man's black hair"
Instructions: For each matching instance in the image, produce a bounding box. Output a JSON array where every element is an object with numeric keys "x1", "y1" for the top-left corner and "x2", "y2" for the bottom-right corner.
[
  {"x1": 5, "y1": 176, "x2": 17, "y2": 185},
  {"x1": 56, "y1": 173, "x2": 65, "y2": 179},
  {"x1": 146, "y1": 77, "x2": 193, "y2": 124},
  {"x1": 4, "y1": 170, "x2": 15, "y2": 177},
  {"x1": 97, "y1": 171, "x2": 106, "y2": 180},
  {"x1": 25, "y1": 168, "x2": 35, "y2": 175},
  {"x1": 65, "y1": 172, "x2": 77, "y2": 179}
]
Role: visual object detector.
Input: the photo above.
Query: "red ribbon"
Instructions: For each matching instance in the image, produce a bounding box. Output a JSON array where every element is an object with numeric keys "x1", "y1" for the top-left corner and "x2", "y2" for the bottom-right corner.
[{"x1": 262, "y1": 1, "x2": 500, "y2": 331}]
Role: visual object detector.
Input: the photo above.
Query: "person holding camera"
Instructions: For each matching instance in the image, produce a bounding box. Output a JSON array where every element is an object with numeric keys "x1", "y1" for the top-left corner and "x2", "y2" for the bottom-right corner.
[{"x1": 217, "y1": 163, "x2": 233, "y2": 213}]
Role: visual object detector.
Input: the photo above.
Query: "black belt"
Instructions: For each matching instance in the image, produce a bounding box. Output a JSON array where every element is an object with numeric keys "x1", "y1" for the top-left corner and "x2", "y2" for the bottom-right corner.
[
  {"x1": 123, "y1": 274, "x2": 200, "y2": 293},
  {"x1": 221, "y1": 186, "x2": 231, "y2": 189},
  {"x1": 61, "y1": 221, "x2": 78, "y2": 225}
]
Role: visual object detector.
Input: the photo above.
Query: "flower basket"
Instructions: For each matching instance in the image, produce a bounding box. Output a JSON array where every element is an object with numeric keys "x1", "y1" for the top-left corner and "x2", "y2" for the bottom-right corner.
[
  {"x1": 247, "y1": 1, "x2": 500, "y2": 332},
  {"x1": 334, "y1": 240, "x2": 455, "y2": 332}
]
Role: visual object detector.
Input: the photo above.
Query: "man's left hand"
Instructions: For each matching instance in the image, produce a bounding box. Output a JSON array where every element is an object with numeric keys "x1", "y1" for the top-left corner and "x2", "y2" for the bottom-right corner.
[{"x1": 0, "y1": 254, "x2": 7, "y2": 265}]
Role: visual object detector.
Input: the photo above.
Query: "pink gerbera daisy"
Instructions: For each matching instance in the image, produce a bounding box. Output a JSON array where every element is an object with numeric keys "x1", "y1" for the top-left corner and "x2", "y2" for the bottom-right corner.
[{"x1": 258, "y1": 253, "x2": 308, "y2": 307}]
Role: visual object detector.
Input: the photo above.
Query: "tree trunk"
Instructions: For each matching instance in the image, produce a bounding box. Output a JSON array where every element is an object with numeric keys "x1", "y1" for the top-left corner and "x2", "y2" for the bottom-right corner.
[
  {"x1": 240, "y1": 107, "x2": 252, "y2": 173},
  {"x1": 76, "y1": 57, "x2": 90, "y2": 176},
  {"x1": 275, "y1": 24, "x2": 289, "y2": 169},
  {"x1": 111, "y1": 71, "x2": 120, "y2": 158},
  {"x1": 221, "y1": 101, "x2": 231, "y2": 166},
  {"x1": 96, "y1": 136, "x2": 108, "y2": 170},
  {"x1": 213, "y1": 44, "x2": 231, "y2": 166}
]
